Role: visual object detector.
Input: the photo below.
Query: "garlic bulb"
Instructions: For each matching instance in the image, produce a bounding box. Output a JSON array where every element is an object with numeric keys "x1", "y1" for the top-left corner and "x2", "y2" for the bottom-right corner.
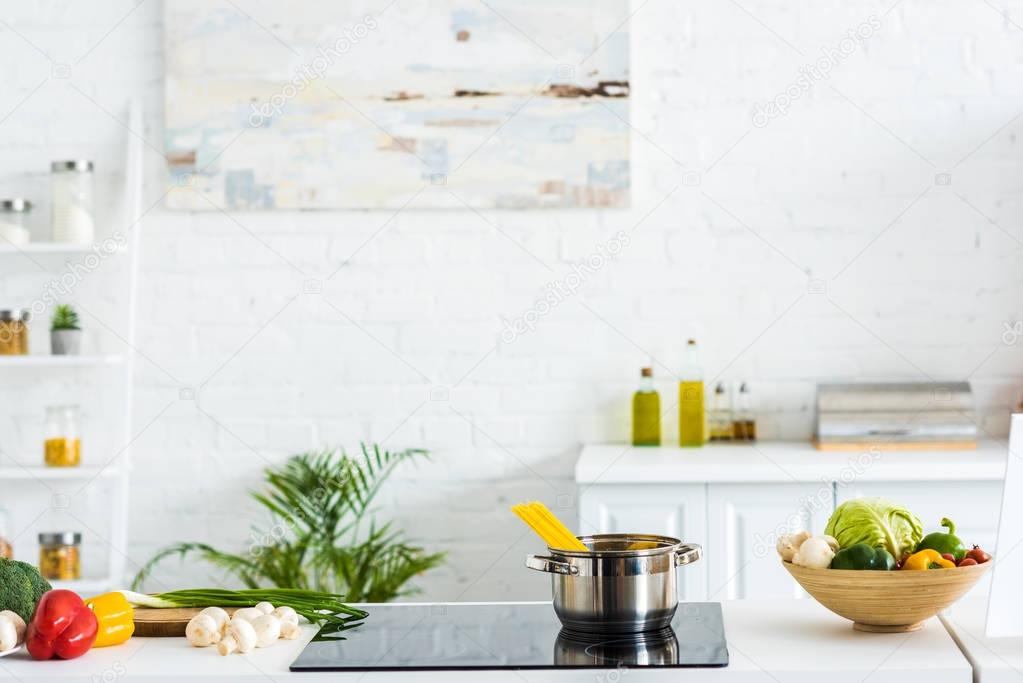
[{"x1": 776, "y1": 530, "x2": 811, "y2": 562}]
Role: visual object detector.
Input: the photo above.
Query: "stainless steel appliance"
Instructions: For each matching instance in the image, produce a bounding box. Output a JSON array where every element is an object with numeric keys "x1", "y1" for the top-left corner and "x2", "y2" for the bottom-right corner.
[
  {"x1": 290, "y1": 602, "x2": 728, "y2": 671},
  {"x1": 815, "y1": 382, "x2": 977, "y2": 449},
  {"x1": 526, "y1": 533, "x2": 702, "y2": 634}
]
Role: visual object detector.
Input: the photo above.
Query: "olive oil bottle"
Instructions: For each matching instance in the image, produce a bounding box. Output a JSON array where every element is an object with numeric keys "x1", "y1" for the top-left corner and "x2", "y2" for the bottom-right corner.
[
  {"x1": 632, "y1": 367, "x2": 661, "y2": 446},
  {"x1": 678, "y1": 339, "x2": 707, "y2": 447}
]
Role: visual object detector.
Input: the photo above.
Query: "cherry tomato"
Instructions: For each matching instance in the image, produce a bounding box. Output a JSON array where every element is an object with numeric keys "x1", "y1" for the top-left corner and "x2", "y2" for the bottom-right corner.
[
  {"x1": 941, "y1": 553, "x2": 956, "y2": 563},
  {"x1": 965, "y1": 545, "x2": 991, "y2": 564},
  {"x1": 958, "y1": 557, "x2": 978, "y2": 567}
]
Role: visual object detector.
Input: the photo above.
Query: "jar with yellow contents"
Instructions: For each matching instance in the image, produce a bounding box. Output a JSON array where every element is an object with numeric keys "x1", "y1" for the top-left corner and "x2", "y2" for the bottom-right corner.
[
  {"x1": 0, "y1": 309, "x2": 30, "y2": 355},
  {"x1": 44, "y1": 405, "x2": 81, "y2": 467},
  {"x1": 38, "y1": 532, "x2": 81, "y2": 581}
]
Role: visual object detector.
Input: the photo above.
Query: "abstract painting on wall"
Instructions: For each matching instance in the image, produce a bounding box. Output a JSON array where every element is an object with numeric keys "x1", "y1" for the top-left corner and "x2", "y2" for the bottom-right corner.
[{"x1": 163, "y1": 0, "x2": 630, "y2": 210}]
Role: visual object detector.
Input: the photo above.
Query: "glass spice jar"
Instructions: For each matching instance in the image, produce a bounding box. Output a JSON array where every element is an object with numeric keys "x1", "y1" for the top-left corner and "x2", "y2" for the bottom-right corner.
[
  {"x1": 0, "y1": 199, "x2": 32, "y2": 245},
  {"x1": 0, "y1": 309, "x2": 30, "y2": 355},
  {"x1": 51, "y1": 160, "x2": 95, "y2": 244},
  {"x1": 38, "y1": 532, "x2": 81, "y2": 580},
  {"x1": 44, "y1": 405, "x2": 81, "y2": 467}
]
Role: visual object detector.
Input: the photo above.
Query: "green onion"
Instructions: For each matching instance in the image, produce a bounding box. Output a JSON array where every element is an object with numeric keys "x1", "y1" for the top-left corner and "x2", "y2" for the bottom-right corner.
[{"x1": 118, "y1": 589, "x2": 367, "y2": 627}]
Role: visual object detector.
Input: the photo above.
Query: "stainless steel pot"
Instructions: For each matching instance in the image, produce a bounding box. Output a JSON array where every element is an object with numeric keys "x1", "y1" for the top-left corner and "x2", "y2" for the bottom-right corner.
[{"x1": 526, "y1": 533, "x2": 702, "y2": 635}]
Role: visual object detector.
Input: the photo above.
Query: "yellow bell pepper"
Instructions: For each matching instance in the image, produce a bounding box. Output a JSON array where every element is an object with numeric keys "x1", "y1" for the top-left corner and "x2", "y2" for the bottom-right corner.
[
  {"x1": 902, "y1": 549, "x2": 956, "y2": 571},
  {"x1": 85, "y1": 592, "x2": 135, "y2": 647}
]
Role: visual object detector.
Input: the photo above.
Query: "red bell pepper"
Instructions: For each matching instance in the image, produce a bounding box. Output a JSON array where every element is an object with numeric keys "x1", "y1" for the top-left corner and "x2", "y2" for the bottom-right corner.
[{"x1": 26, "y1": 589, "x2": 98, "y2": 660}]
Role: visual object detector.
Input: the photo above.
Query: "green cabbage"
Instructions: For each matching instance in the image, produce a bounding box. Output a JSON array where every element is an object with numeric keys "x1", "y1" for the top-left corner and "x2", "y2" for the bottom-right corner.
[{"x1": 824, "y1": 497, "x2": 923, "y2": 561}]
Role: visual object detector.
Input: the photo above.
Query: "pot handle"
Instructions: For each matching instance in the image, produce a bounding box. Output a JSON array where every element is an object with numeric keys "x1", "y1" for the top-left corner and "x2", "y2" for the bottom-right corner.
[
  {"x1": 525, "y1": 554, "x2": 579, "y2": 575},
  {"x1": 675, "y1": 544, "x2": 702, "y2": 567}
]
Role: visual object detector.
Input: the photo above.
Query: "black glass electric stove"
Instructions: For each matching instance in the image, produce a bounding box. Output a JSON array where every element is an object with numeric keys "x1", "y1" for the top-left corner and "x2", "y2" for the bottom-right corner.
[{"x1": 291, "y1": 602, "x2": 728, "y2": 672}]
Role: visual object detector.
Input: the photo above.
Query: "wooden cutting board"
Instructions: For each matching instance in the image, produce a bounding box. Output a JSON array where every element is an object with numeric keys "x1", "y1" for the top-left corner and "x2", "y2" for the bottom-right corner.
[{"x1": 133, "y1": 607, "x2": 240, "y2": 637}]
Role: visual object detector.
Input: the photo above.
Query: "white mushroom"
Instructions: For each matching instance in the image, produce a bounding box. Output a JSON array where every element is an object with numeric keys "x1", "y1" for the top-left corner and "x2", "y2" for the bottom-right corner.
[
  {"x1": 230, "y1": 607, "x2": 264, "y2": 624},
  {"x1": 0, "y1": 613, "x2": 22, "y2": 652},
  {"x1": 822, "y1": 535, "x2": 840, "y2": 552},
  {"x1": 185, "y1": 614, "x2": 222, "y2": 647},
  {"x1": 0, "y1": 621, "x2": 16, "y2": 653},
  {"x1": 251, "y1": 614, "x2": 281, "y2": 648},
  {"x1": 254, "y1": 602, "x2": 274, "y2": 615},
  {"x1": 792, "y1": 535, "x2": 837, "y2": 569},
  {"x1": 280, "y1": 621, "x2": 301, "y2": 640},
  {"x1": 776, "y1": 530, "x2": 811, "y2": 562},
  {"x1": 271, "y1": 606, "x2": 299, "y2": 625},
  {"x1": 0, "y1": 611, "x2": 26, "y2": 647},
  {"x1": 197, "y1": 606, "x2": 230, "y2": 634},
  {"x1": 217, "y1": 618, "x2": 258, "y2": 656}
]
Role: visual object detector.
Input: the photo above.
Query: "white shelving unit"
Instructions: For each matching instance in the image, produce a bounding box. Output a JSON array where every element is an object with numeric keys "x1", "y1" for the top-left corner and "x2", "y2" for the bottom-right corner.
[
  {"x1": 0, "y1": 101, "x2": 142, "y2": 593},
  {"x1": 0, "y1": 466, "x2": 121, "y2": 481},
  {"x1": 50, "y1": 578, "x2": 117, "y2": 593},
  {"x1": 0, "y1": 244, "x2": 97, "y2": 254},
  {"x1": 0, "y1": 354, "x2": 125, "y2": 367}
]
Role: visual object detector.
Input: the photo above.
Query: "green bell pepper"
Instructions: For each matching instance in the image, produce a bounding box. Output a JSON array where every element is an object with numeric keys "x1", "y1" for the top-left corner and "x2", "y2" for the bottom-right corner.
[
  {"x1": 830, "y1": 542, "x2": 896, "y2": 570},
  {"x1": 915, "y1": 518, "x2": 967, "y2": 561}
]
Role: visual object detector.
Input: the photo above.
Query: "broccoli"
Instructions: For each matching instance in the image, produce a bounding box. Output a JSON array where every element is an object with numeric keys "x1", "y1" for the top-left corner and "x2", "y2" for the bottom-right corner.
[{"x1": 0, "y1": 558, "x2": 52, "y2": 622}]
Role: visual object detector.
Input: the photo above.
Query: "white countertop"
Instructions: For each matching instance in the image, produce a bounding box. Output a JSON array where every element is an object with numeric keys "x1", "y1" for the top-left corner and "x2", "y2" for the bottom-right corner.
[
  {"x1": 0, "y1": 600, "x2": 973, "y2": 682},
  {"x1": 941, "y1": 598, "x2": 1023, "y2": 683},
  {"x1": 576, "y1": 441, "x2": 1007, "y2": 484}
]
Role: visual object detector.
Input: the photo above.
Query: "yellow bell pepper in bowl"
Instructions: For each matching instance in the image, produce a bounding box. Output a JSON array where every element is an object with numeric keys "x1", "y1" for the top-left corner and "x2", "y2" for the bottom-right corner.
[{"x1": 902, "y1": 549, "x2": 956, "y2": 571}]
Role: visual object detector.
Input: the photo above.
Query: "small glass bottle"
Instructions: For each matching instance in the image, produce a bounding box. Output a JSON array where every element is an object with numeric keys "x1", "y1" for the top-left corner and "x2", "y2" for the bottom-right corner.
[
  {"x1": 632, "y1": 367, "x2": 661, "y2": 446},
  {"x1": 44, "y1": 405, "x2": 81, "y2": 467},
  {"x1": 709, "y1": 382, "x2": 734, "y2": 441},
  {"x1": 678, "y1": 339, "x2": 706, "y2": 447},
  {"x1": 0, "y1": 199, "x2": 32, "y2": 245},
  {"x1": 51, "y1": 160, "x2": 95, "y2": 244},
  {"x1": 733, "y1": 382, "x2": 757, "y2": 441},
  {"x1": 38, "y1": 532, "x2": 81, "y2": 580}
]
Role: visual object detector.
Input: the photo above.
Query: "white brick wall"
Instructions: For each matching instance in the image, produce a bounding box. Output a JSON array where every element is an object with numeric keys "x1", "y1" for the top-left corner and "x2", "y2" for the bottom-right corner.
[{"x1": 1, "y1": 0, "x2": 1022, "y2": 600}]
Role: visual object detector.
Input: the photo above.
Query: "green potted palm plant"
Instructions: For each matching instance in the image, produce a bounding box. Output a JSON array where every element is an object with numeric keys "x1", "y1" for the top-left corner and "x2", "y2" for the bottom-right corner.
[
  {"x1": 50, "y1": 304, "x2": 81, "y2": 355},
  {"x1": 133, "y1": 444, "x2": 445, "y2": 601}
]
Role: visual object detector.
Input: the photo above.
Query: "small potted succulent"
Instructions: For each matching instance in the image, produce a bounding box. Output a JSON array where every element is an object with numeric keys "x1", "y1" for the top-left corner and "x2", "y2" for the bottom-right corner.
[{"x1": 50, "y1": 304, "x2": 81, "y2": 355}]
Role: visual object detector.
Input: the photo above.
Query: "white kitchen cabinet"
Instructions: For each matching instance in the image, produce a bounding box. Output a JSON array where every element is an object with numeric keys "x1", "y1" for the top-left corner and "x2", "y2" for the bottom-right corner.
[
  {"x1": 578, "y1": 483, "x2": 708, "y2": 600},
  {"x1": 706, "y1": 483, "x2": 832, "y2": 600},
  {"x1": 576, "y1": 442, "x2": 1006, "y2": 601},
  {"x1": 578, "y1": 482, "x2": 828, "y2": 601},
  {"x1": 836, "y1": 481, "x2": 1002, "y2": 594}
]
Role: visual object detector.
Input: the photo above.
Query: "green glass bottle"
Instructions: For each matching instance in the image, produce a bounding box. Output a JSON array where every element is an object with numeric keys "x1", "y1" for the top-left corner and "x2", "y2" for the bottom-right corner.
[
  {"x1": 632, "y1": 367, "x2": 661, "y2": 446},
  {"x1": 678, "y1": 339, "x2": 707, "y2": 447}
]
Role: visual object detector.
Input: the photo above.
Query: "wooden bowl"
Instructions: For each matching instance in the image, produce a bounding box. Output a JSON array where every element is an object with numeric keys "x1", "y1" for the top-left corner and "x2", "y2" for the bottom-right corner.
[{"x1": 783, "y1": 560, "x2": 992, "y2": 632}]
